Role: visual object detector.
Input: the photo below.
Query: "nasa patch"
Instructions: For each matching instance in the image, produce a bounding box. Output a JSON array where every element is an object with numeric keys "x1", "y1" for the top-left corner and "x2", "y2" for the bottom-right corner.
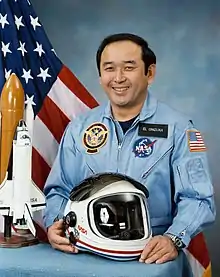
[{"x1": 133, "y1": 138, "x2": 157, "y2": 158}]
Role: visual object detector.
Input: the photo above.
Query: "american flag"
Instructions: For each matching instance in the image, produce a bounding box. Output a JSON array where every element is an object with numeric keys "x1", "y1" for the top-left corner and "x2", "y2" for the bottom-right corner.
[
  {"x1": 0, "y1": 0, "x2": 98, "y2": 237},
  {"x1": 0, "y1": 1, "x2": 212, "y2": 277},
  {"x1": 0, "y1": 1, "x2": 98, "y2": 192},
  {"x1": 188, "y1": 131, "x2": 207, "y2": 152}
]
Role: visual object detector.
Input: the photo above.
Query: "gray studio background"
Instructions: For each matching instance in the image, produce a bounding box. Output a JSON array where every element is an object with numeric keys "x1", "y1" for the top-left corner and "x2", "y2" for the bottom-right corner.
[{"x1": 31, "y1": 0, "x2": 220, "y2": 275}]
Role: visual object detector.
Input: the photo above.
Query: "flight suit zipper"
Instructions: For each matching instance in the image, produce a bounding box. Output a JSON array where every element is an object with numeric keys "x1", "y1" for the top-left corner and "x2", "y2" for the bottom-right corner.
[
  {"x1": 116, "y1": 119, "x2": 140, "y2": 173},
  {"x1": 177, "y1": 201, "x2": 202, "y2": 239},
  {"x1": 141, "y1": 146, "x2": 173, "y2": 179},
  {"x1": 176, "y1": 166, "x2": 204, "y2": 239},
  {"x1": 117, "y1": 143, "x2": 122, "y2": 173}
]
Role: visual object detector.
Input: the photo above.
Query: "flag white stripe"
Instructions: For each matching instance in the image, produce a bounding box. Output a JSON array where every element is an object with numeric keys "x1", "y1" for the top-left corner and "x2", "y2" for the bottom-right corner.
[
  {"x1": 190, "y1": 144, "x2": 205, "y2": 146},
  {"x1": 32, "y1": 116, "x2": 59, "y2": 167},
  {"x1": 184, "y1": 249, "x2": 205, "y2": 277},
  {"x1": 48, "y1": 77, "x2": 90, "y2": 120}
]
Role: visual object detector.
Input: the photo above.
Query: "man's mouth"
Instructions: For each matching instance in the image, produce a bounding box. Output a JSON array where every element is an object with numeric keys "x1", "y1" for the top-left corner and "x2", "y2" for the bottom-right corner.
[{"x1": 112, "y1": 86, "x2": 129, "y2": 92}]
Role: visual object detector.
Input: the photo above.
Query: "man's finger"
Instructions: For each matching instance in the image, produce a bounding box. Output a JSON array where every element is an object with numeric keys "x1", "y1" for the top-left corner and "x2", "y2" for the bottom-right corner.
[
  {"x1": 144, "y1": 249, "x2": 167, "y2": 264},
  {"x1": 139, "y1": 238, "x2": 158, "y2": 262},
  {"x1": 53, "y1": 235, "x2": 71, "y2": 246},
  {"x1": 55, "y1": 228, "x2": 66, "y2": 236},
  {"x1": 155, "y1": 253, "x2": 175, "y2": 264},
  {"x1": 144, "y1": 243, "x2": 164, "y2": 259},
  {"x1": 52, "y1": 219, "x2": 64, "y2": 228},
  {"x1": 53, "y1": 243, "x2": 78, "y2": 254}
]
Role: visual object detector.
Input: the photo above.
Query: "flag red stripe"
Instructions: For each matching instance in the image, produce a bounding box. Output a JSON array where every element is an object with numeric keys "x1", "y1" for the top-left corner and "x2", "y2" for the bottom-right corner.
[
  {"x1": 32, "y1": 148, "x2": 51, "y2": 191},
  {"x1": 187, "y1": 233, "x2": 210, "y2": 268},
  {"x1": 37, "y1": 96, "x2": 70, "y2": 143},
  {"x1": 59, "y1": 65, "x2": 99, "y2": 109}
]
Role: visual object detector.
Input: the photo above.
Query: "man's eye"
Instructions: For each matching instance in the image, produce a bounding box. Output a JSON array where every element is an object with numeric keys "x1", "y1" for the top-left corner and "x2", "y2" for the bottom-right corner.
[
  {"x1": 125, "y1": 67, "x2": 134, "y2": 71},
  {"x1": 105, "y1": 67, "x2": 114, "y2": 71}
]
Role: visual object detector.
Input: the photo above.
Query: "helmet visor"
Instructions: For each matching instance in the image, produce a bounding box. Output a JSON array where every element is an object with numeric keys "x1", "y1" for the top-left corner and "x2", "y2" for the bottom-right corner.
[{"x1": 91, "y1": 193, "x2": 148, "y2": 240}]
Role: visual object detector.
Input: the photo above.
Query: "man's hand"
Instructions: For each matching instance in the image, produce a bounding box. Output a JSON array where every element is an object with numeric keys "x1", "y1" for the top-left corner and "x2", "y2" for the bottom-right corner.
[
  {"x1": 47, "y1": 219, "x2": 78, "y2": 254},
  {"x1": 139, "y1": 235, "x2": 178, "y2": 264}
]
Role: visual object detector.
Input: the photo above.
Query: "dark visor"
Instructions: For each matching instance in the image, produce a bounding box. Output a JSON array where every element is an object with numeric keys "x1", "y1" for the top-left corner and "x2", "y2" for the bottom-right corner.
[{"x1": 92, "y1": 193, "x2": 146, "y2": 240}]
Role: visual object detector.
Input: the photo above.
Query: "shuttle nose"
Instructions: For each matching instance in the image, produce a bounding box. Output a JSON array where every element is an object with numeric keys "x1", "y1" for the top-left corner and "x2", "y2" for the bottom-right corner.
[{"x1": 18, "y1": 119, "x2": 27, "y2": 128}]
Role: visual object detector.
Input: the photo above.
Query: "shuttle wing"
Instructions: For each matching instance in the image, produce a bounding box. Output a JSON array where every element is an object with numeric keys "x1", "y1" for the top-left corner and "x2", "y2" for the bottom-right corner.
[
  {"x1": 24, "y1": 203, "x2": 36, "y2": 237},
  {"x1": 0, "y1": 174, "x2": 13, "y2": 215},
  {"x1": 30, "y1": 181, "x2": 46, "y2": 211},
  {"x1": 0, "y1": 173, "x2": 45, "y2": 215}
]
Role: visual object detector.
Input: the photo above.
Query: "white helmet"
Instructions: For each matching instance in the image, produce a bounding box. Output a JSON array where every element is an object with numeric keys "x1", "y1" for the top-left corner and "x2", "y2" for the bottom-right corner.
[{"x1": 63, "y1": 173, "x2": 152, "y2": 261}]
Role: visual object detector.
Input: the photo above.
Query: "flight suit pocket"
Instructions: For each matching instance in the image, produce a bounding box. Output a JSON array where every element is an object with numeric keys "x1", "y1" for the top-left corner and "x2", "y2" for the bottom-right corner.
[
  {"x1": 177, "y1": 156, "x2": 213, "y2": 198},
  {"x1": 79, "y1": 155, "x2": 97, "y2": 179},
  {"x1": 141, "y1": 145, "x2": 173, "y2": 179},
  {"x1": 86, "y1": 162, "x2": 96, "y2": 174}
]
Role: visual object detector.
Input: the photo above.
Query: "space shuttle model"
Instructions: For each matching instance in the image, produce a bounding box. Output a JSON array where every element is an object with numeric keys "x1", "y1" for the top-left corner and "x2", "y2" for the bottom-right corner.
[{"x1": 0, "y1": 73, "x2": 45, "y2": 247}]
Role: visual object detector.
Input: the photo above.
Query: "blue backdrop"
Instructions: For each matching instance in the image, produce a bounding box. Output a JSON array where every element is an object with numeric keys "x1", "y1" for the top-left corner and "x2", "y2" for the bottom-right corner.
[{"x1": 31, "y1": 0, "x2": 220, "y2": 275}]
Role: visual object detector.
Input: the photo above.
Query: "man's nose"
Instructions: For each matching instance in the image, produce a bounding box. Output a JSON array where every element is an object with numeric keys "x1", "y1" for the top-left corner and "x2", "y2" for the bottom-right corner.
[{"x1": 114, "y1": 69, "x2": 126, "y2": 83}]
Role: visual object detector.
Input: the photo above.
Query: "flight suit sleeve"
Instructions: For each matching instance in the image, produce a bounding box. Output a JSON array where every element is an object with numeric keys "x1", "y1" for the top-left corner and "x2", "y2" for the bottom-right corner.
[
  {"x1": 43, "y1": 122, "x2": 77, "y2": 229},
  {"x1": 164, "y1": 120, "x2": 216, "y2": 247}
]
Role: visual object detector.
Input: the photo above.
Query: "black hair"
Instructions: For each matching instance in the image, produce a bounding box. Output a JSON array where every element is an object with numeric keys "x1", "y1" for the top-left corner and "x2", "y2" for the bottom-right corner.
[{"x1": 96, "y1": 33, "x2": 156, "y2": 76}]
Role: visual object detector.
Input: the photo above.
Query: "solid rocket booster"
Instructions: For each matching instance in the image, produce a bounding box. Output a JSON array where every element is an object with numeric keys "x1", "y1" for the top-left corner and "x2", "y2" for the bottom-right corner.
[{"x1": 0, "y1": 74, "x2": 24, "y2": 184}]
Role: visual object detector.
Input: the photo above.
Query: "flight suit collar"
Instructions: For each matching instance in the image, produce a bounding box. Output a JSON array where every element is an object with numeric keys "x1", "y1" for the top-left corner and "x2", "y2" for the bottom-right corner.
[
  {"x1": 139, "y1": 91, "x2": 158, "y2": 121},
  {"x1": 103, "y1": 91, "x2": 158, "y2": 121}
]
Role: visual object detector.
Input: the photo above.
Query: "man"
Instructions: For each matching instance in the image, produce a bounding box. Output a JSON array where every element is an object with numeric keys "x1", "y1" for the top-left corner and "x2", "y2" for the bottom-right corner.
[{"x1": 43, "y1": 33, "x2": 215, "y2": 264}]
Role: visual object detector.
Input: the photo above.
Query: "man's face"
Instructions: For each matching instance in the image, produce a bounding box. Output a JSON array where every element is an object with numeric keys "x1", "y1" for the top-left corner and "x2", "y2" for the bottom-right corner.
[{"x1": 99, "y1": 40, "x2": 155, "y2": 109}]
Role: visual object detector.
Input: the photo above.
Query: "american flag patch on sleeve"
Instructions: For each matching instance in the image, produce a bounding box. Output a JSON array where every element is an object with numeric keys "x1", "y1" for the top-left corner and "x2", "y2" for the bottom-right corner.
[{"x1": 187, "y1": 130, "x2": 207, "y2": 152}]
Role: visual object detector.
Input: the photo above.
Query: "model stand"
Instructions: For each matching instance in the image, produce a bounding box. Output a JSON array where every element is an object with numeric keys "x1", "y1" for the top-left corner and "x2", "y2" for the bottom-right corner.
[{"x1": 0, "y1": 215, "x2": 38, "y2": 247}]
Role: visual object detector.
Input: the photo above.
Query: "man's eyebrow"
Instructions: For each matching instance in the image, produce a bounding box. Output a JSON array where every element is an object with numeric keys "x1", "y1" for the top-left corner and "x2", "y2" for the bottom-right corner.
[
  {"x1": 102, "y1": 61, "x2": 114, "y2": 67},
  {"x1": 123, "y1": 60, "x2": 136, "y2": 64},
  {"x1": 102, "y1": 60, "x2": 137, "y2": 66}
]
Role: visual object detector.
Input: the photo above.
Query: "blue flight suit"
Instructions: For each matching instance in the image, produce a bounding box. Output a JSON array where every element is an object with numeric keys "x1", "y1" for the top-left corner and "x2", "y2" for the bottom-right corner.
[{"x1": 43, "y1": 92, "x2": 215, "y2": 247}]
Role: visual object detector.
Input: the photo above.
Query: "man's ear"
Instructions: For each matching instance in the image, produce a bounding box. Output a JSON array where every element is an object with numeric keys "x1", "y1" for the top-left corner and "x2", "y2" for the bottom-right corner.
[{"x1": 147, "y1": 64, "x2": 156, "y2": 85}]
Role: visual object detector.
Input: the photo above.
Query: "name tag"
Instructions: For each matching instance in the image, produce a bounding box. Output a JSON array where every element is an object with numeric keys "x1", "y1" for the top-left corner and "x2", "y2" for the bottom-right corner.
[{"x1": 138, "y1": 123, "x2": 168, "y2": 138}]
